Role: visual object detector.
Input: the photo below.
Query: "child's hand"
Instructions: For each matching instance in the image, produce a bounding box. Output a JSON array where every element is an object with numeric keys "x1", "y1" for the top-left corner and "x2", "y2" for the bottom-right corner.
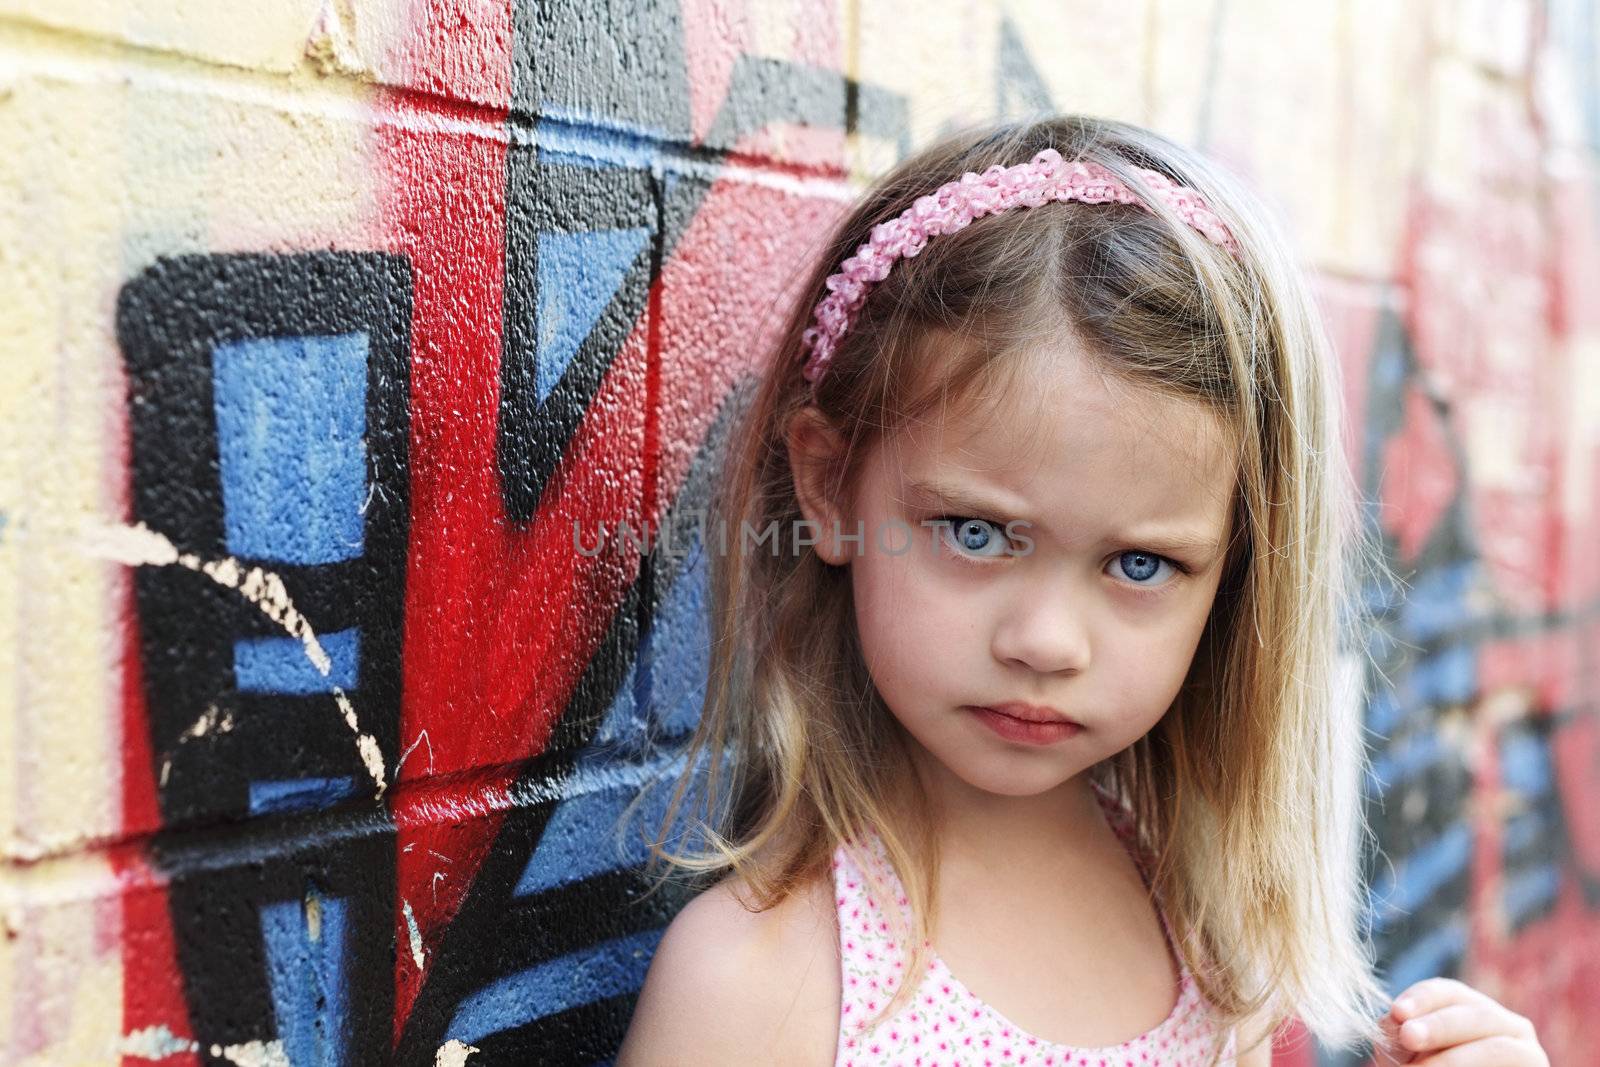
[{"x1": 1378, "y1": 977, "x2": 1548, "y2": 1065}]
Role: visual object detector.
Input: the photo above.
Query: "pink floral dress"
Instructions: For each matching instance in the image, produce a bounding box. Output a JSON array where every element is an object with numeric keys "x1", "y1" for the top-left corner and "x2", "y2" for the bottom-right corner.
[{"x1": 830, "y1": 781, "x2": 1237, "y2": 1066}]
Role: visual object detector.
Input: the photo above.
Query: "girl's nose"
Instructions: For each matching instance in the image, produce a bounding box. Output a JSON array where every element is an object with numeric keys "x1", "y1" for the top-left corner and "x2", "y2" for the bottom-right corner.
[{"x1": 989, "y1": 582, "x2": 1092, "y2": 675}]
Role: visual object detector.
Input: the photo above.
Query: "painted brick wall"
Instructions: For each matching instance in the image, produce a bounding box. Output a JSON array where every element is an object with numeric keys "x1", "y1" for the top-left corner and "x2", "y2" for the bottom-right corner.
[{"x1": 2, "y1": 1, "x2": 1597, "y2": 1064}]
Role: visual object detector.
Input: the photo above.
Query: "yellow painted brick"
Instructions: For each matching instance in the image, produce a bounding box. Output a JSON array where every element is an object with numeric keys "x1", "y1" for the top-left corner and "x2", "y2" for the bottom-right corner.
[
  {"x1": 0, "y1": 0, "x2": 323, "y2": 73},
  {"x1": 851, "y1": 0, "x2": 1149, "y2": 181},
  {"x1": 1146, "y1": 0, "x2": 1222, "y2": 144},
  {"x1": 998, "y1": 0, "x2": 1147, "y2": 122},
  {"x1": 853, "y1": 0, "x2": 997, "y2": 179},
  {"x1": 1419, "y1": 55, "x2": 1543, "y2": 210},
  {"x1": 1193, "y1": 0, "x2": 1345, "y2": 268},
  {"x1": 1436, "y1": 0, "x2": 1534, "y2": 75},
  {"x1": 1331, "y1": 0, "x2": 1428, "y2": 278}
]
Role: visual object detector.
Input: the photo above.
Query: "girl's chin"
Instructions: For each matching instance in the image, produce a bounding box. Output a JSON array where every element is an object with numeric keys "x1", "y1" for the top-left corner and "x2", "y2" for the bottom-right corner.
[{"x1": 941, "y1": 760, "x2": 1081, "y2": 798}]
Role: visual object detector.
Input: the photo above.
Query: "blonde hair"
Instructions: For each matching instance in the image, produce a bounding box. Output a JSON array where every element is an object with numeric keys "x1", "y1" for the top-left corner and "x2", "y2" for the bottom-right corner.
[{"x1": 621, "y1": 113, "x2": 1392, "y2": 1061}]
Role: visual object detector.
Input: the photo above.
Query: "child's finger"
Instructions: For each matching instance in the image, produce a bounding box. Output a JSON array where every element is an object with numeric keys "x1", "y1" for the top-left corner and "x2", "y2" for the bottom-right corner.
[
  {"x1": 1375, "y1": 1010, "x2": 1417, "y2": 1065},
  {"x1": 1406, "y1": 1036, "x2": 1547, "y2": 1067},
  {"x1": 1396, "y1": 1003, "x2": 1515, "y2": 1056},
  {"x1": 1390, "y1": 977, "x2": 1483, "y2": 1022}
]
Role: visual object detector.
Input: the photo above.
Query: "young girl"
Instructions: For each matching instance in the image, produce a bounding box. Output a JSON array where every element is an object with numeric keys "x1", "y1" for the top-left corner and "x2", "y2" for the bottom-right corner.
[{"x1": 615, "y1": 115, "x2": 1550, "y2": 1067}]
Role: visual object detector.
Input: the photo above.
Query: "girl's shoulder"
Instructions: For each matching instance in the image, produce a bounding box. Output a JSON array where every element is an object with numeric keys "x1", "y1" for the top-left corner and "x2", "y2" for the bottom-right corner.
[{"x1": 618, "y1": 866, "x2": 841, "y2": 1066}]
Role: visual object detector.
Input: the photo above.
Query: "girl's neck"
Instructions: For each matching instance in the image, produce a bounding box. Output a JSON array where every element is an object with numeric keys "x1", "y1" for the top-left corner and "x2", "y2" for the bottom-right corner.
[{"x1": 899, "y1": 742, "x2": 1109, "y2": 876}]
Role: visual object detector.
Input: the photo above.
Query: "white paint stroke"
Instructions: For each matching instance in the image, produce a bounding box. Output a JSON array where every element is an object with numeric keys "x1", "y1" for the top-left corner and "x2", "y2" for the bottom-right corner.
[
  {"x1": 180, "y1": 703, "x2": 235, "y2": 741},
  {"x1": 519, "y1": 745, "x2": 693, "y2": 807},
  {"x1": 306, "y1": 888, "x2": 324, "y2": 943},
  {"x1": 435, "y1": 1039, "x2": 482, "y2": 1067},
  {"x1": 211, "y1": 1039, "x2": 291, "y2": 1067},
  {"x1": 79, "y1": 520, "x2": 387, "y2": 797},
  {"x1": 395, "y1": 727, "x2": 435, "y2": 776},
  {"x1": 402, "y1": 897, "x2": 426, "y2": 969},
  {"x1": 119, "y1": 1025, "x2": 199, "y2": 1059},
  {"x1": 118, "y1": 1027, "x2": 286, "y2": 1066}
]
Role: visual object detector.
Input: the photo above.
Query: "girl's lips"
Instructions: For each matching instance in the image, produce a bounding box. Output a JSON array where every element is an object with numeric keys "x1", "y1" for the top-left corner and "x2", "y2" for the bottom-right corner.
[
  {"x1": 982, "y1": 701, "x2": 1081, "y2": 725},
  {"x1": 968, "y1": 705, "x2": 1084, "y2": 745}
]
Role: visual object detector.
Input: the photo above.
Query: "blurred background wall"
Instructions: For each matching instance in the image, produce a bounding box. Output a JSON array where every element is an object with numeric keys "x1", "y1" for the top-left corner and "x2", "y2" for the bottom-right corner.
[{"x1": 2, "y1": 1, "x2": 1598, "y2": 1064}]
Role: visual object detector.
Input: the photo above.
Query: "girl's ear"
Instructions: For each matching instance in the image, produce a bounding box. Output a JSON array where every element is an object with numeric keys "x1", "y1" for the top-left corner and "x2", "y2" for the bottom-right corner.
[{"x1": 786, "y1": 404, "x2": 854, "y2": 566}]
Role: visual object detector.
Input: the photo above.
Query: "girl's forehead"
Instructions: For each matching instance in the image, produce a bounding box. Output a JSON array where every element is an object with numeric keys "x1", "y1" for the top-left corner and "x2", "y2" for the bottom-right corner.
[
  {"x1": 877, "y1": 348, "x2": 1239, "y2": 535},
  {"x1": 904, "y1": 343, "x2": 1235, "y2": 467}
]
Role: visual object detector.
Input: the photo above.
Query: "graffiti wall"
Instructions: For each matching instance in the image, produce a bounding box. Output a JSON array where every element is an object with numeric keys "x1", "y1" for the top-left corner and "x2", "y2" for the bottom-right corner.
[{"x1": 1, "y1": 0, "x2": 1597, "y2": 1064}]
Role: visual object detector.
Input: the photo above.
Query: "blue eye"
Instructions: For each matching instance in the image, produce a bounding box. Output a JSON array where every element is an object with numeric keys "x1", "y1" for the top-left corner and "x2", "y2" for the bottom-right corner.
[
  {"x1": 1113, "y1": 550, "x2": 1176, "y2": 585},
  {"x1": 936, "y1": 516, "x2": 1010, "y2": 560}
]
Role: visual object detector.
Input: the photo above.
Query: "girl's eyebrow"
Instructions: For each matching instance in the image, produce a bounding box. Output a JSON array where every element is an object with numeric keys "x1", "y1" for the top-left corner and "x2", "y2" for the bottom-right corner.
[
  {"x1": 1116, "y1": 526, "x2": 1226, "y2": 558},
  {"x1": 904, "y1": 477, "x2": 1028, "y2": 518},
  {"x1": 906, "y1": 477, "x2": 1225, "y2": 559}
]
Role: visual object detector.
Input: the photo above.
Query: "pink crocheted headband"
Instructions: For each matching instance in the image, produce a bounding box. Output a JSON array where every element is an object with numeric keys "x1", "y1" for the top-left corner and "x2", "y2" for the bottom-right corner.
[{"x1": 799, "y1": 147, "x2": 1241, "y2": 385}]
